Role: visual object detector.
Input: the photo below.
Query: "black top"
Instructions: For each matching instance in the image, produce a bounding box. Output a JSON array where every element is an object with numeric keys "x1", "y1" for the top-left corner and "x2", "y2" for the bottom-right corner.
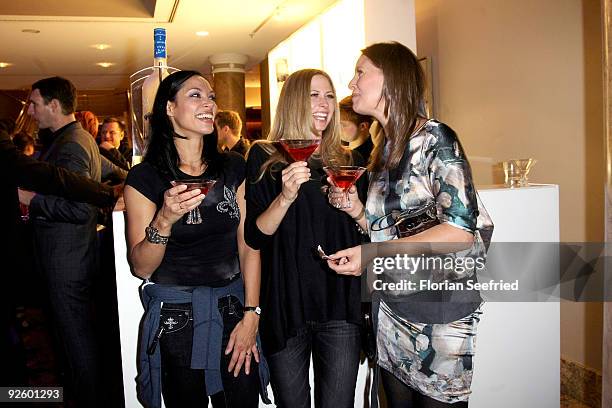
[
  {"x1": 229, "y1": 138, "x2": 250, "y2": 157},
  {"x1": 126, "y1": 152, "x2": 245, "y2": 286},
  {"x1": 354, "y1": 136, "x2": 374, "y2": 165},
  {"x1": 1, "y1": 129, "x2": 114, "y2": 270},
  {"x1": 100, "y1": 142, "x2": 131, "y2": 171},
  {"x1": 245, "y1": 143, "x2": 366, "y2": 354}
]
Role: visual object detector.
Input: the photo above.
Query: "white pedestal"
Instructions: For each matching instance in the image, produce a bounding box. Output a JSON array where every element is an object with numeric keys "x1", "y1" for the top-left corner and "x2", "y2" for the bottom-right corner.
[
  {"x1": 112, "y1": 211, "x2": 144, "y2": 408},
  {"x1": 470, "y1": 184, "x2": 560, "y2": 408},
  {"x1": 113, "y1": 184, "x2": 560, "y2": 407}
]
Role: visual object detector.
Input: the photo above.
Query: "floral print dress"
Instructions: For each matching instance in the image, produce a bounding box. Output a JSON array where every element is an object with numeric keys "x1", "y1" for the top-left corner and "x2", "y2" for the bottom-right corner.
[{"x1": 366, "y1": 119, "x2": 493, "y2": 403}]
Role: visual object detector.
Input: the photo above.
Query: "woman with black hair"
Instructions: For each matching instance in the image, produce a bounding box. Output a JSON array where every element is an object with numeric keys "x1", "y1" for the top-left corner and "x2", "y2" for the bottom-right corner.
[{"x1": 123, "y1": 70, "x2": 269, "y2": 408}]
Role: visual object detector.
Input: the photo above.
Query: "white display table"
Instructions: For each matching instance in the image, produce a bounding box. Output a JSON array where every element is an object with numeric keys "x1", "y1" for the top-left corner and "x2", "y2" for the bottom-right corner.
[
  {"x1": 113, "y1": 184, "x2": 560, "y2": 407},
  {"x1": 471, "y1": 184, "x2": 560, "y2": 408}
]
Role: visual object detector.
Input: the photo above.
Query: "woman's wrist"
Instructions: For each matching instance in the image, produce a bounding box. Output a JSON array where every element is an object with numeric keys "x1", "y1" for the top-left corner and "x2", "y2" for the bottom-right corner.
[
  {"x1": 279, "y1": 191, "x2": 296, "y2": 207},
  {"x1": 151, "y1": 215, "x2": 172, "y2": 235},
  {"x1": 349, "y1": 203, "x2": 366, "y2": 221},
  {"x1": 242, "y1": 311, "x2": 260, "y2": 328}
]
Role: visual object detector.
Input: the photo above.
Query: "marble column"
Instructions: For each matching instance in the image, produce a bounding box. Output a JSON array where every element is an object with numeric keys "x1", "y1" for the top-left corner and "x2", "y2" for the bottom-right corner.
[{"x1": 209, "y1": 53, "x2": 248, "y2": 137}]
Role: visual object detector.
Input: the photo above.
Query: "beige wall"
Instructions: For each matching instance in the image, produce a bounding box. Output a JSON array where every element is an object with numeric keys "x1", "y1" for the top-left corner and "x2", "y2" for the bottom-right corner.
[
  {"x1": 364, "y1": 0, "x2": 416, "y2": 49},
  {"x1": 415, "y1": 0, "x2": 604, "y2": 371}
]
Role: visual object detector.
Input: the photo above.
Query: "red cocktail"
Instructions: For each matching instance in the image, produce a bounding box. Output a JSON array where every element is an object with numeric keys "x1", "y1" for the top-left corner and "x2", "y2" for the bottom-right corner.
[
  {"x1": 170, "y1": 178, "x2": 216, "y2": 224},
  {"x1": 278, "y1": 139, "x2": 321, "y2": 162},
  {"x1": 19, "y1": 203, "x2": 29, "y2": 222},
  {"x1": 323, "y1": 166, "x2": 366, "y2": 209}
]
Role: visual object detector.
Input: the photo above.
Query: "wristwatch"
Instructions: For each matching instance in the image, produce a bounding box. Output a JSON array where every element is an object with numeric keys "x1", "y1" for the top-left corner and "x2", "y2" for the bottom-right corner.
[
  {"x1": 145, "y1": 224, "x2": 170, "y2": 245},
  {"x1": 243, "y1": 306, "x2": 262, "y2": 316}
]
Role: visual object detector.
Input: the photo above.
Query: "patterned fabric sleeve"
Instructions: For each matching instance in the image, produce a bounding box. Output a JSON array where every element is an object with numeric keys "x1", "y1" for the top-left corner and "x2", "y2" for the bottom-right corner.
[{"x1": 426, "y1": 123, "x2": 479, "y2": 233}]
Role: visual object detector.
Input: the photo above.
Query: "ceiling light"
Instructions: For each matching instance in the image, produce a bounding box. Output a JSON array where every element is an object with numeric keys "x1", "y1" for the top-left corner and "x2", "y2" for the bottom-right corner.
[
  {"x1": 92, "y1": 44, "x2": 111, "y2": 50},
  {"x1": 196, "y1": 31, "x2": 209, "y2": 37},
  {"x1": 21, "y1": 29, "x2": 40, "y2": 34},
  {"x1": 0, "y1": 62, "x2": 12, "y2": 68},
  {"x1": 96, "y1": 62, "x2": 114, "y2": 68}
]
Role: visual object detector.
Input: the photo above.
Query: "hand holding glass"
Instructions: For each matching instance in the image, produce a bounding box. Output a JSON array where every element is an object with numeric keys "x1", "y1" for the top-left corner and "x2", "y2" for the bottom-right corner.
[
  {"x1": 278, "y1": 139, "x2": 322, "y2": 181},
  {"x1": 170, "y1": 179, "x2": 216, "y2": 224},
  {"x1": 323, "y1": 166, "x2": 366, "y2": 209}
]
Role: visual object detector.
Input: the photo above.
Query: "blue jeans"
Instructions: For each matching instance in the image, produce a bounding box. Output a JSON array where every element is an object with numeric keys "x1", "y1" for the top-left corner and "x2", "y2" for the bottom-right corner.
[{"x1": 267, "y1": 320, "x2": 360, "y2": 408}]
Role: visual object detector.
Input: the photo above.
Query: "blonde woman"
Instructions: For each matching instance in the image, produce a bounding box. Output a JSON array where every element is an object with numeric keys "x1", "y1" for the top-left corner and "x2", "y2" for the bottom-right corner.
[{"x1": 244, "y1": 69, "x2": 367, "y2": 408}]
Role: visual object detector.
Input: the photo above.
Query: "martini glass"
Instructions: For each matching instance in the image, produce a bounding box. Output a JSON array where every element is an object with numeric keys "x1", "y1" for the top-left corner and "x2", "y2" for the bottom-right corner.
[
  {"x1": 323, "y1": 166, "x2": 366, "y2": 209},
  {"x1": 170, "y1": 178, "x2": 217, "y2": 224},
  {"x1": 278, "y1": 138, "x2": 322, "y2": 181},
  {"x1": 278, "y1": 138, "x2": 321, "y2": 162}
]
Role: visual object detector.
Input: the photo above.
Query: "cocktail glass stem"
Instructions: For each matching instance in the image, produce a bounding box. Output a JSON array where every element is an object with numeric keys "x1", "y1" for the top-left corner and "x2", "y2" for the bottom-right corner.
[
  {"x1": 323, "y1": 166, "x2": 366, "y2": 210},
  {"x1": 343, "y1": 189, "x2": 352, "y2": 209},
  {"x1": 170, "y1": 179, "x2": 216, "y2": 225},
  {"x1": 186, "y1": 207, "x2": 202, "y2": 224}
]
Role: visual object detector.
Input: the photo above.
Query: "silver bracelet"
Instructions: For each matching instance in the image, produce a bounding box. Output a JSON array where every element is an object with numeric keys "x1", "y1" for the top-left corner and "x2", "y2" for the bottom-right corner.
[{"x1": 145, "y1": 224, "x2": 170, "y2": 245}]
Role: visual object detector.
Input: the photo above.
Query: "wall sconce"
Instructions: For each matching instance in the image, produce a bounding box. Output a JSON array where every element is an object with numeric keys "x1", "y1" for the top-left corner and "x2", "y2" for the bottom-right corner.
[{"x1": 276, "y1": 59, "x2": 289, "y2": 83}]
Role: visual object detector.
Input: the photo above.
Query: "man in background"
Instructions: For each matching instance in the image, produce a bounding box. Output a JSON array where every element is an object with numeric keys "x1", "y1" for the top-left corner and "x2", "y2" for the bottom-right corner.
[
  {"x1": 339, "y1": 95, "x2": 374, "y2": 163},
  {"x1": 20, "y1": 76, "x2": 105, "y2": 406},
  {"x1": 215, "y1": 109, "x2": 250, "y2": 156},
  {"x1": 99, "y1": 116, "x2": 131, "y2": 170},
  {"x1": 1, "y1": 125, "x2": 117, "y2": 387}
]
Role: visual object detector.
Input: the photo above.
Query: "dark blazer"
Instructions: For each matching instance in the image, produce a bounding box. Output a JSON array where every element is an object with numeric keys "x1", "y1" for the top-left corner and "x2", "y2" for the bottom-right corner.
[
  {"x1": 100, "y1": 142, "x2": 131, "y2": 172},
  {"x1": 29, "y1": 121, "x2": 102, "y2": 279},
  {"x1": 0, "y1": 128, "x2": 115, "y2": 268}
]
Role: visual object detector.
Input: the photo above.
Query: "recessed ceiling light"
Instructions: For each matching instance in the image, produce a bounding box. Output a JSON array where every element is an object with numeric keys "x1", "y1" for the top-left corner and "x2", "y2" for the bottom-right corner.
[
  {"x1": 96, "y1": 62, "x2": 114, "y2": 68},
  {"x1": 195, "y1": 31, "x2": 209, "y2": 37},
  {"x1": 21, "y1": 29, "x2": 40, "y2": 34},
  {"x1": 0, "y1": 62, "x2": 12, "y2": 68},
  {"x1": 91, "y1": 44, "x2": 111, "y2": 50}
]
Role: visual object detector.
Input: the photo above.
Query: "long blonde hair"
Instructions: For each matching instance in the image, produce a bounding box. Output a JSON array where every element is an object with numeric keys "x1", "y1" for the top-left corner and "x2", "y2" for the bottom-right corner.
[{"x1": 253, "y1": 69, "x2": 351, "y2": 180}]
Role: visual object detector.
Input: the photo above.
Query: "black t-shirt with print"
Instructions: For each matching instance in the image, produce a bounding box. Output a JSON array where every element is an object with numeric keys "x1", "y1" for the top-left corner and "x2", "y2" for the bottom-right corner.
[{"x1": 125, "y1": 152, "x2": 245, "y2": 286}]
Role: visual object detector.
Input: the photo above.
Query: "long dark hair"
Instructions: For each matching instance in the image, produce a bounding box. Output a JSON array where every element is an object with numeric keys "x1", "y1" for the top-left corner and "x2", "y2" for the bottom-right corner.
[
  {"x1": 362, "y1": 42, "x2": 425, "y2": 171},
  {"x1": 144, "y1": 70, "x2": 223, "y2": 180}
]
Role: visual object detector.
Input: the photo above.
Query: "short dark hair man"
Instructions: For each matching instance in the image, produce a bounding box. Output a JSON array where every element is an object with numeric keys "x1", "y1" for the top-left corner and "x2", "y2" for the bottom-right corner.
[
  {"x1": 23, "y1": 76, "x2": 106, "y2": 406},
  {"x1": 215, "y1": 110, "x2": 250, "y2": 156},
  {"x1": 339, "y1": 95, "x2": 374, "y2": 163},
  {"x1": 99, "y1": 116, "x2": 132, "y2": 170},
  {"x1": 1, "y1": 127, "x2": 117, "y2": 386}
]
